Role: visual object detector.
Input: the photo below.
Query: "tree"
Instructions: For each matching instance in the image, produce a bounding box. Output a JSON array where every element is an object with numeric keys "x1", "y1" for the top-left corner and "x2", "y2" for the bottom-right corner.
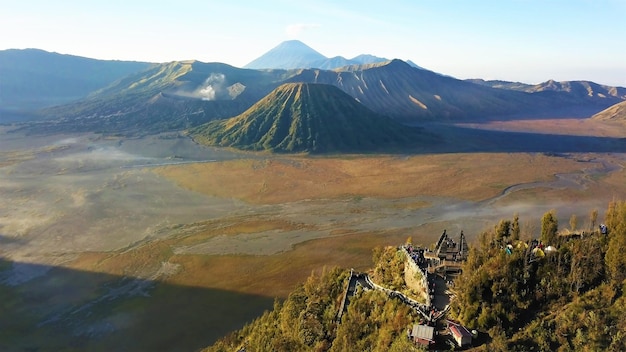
[
  {"x1": 541, "y1": 210, "x2": 558, "y2": 245},
  {"x1": 495, "y1": 220, "x2": 511, "y2": 241},
  {"x1": 569, "y1": 236, "x2": 604, "y2": 293},
  {"x1": 569, "y1": 214, "x2": 578, "y2": 232},
  {"x1": 388, "y1": 334, "x2": 424, "y2": 352},
  {"x1": 511, "y1": 213, "x2": 521, "y2": 241},
  {"x1": 604, "y1": 200, "x2": 626, "y2": 285},
  {"x1": 590, "y1": 209, "x2": 598, "y2": 231},
  {"x1": 478, "y1": 230, "x2": 496, "y2": 254},
  {"x1": 372, "y1": 246, "x2": 405, "y2": 291}
]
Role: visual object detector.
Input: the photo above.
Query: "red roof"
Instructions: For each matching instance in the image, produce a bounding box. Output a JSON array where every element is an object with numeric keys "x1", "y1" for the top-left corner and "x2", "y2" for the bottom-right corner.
[{"x1": 450, "y1": 324, "x2": 472, "y2": 338}]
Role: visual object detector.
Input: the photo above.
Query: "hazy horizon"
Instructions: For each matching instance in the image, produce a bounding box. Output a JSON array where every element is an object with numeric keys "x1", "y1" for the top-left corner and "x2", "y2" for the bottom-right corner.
[{"x1": 1, "y1": 0, "x2": 625, "y2": 87}]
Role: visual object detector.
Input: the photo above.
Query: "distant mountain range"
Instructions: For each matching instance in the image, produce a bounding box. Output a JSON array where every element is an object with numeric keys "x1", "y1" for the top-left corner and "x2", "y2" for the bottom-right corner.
[
  {"x1": 2, "y1": 42, "x2": 626, "y2": 153},
  {"x1": 244, "y1": 40, "x2": 424, "y2": 70},
  {"x1": 468, "y1": 78, "x2": 626, "y2": 101},
  {"x1": 190, "y1": 83, "x2": 433, "y2": 153},
  {"x1": 0, "y1": 49, "x2": 151, "y2": 117},
  {"x1": 244, "y1": 40, "x2": 384, "y2": 70},
  {"x1": 282, "y1": 59, "x2": 601, "y2": 122},
  {"x1": 13, "y1": 58, "x2": 626, "y2": 137}
]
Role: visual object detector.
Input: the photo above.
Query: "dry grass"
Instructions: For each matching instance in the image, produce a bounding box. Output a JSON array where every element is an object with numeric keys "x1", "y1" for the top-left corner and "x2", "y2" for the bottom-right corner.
[
  {"x1": 65, "y1": 227, "x2": 420, "y2": 300},
  {"x1": 165, "y1": 228, "x2": 414, "y2": 297},
  {"x1": 457, "y1": 118, "x2": 626, "y2": 137},
  {"x1": 143, "y1": 151, "x2": 626, "y2": 299},
  {"x1": 0, "y1": 150, "x2": 35, "y2": 168},
  {"x1": 155, "y1": 153, "x2": 584, "y2": 204},
  {"x1": 496, "y1": 153, "x2": 626, "y2": 205},
  {"x1": 0, "y1": 143, "x2": 72, "y2": 169},
  {"x1": 64, "y1": 215, "x2": 412, "y2": 296}
]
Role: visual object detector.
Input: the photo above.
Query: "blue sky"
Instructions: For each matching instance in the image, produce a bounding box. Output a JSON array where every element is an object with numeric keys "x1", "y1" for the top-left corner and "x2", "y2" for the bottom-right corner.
[{"x1": 2, "y1": 0, "x2": 625, "y2": 86}]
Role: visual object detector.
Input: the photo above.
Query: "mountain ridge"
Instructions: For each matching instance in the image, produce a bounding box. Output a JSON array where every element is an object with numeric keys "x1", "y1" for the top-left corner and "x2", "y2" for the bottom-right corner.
[
  {"x1": 191, "y1": 82, "x2": 432, "y2": 153},
  {"x1": 283, "y1": 59, "x2": 600, "y2": 122},
  {"x1": 468, "y1": 78, "x2": 626, "y2": 101}
]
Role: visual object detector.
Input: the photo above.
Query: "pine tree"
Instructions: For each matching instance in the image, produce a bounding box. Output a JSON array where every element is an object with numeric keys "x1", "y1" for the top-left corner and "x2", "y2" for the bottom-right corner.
[
  {"x1": 590, "y1": 209, "x2": 598, "y2": 231},
  {"x1": 569, "y1": 214, "x2": 578, "y2": 232},
  {"x1": 541, "y1": 210, "x2": 558, "y2": 245},
  {"x1": 604, "y1": 201, "x2": 626, "y2": 285},
  {"x1": 511, "y1": 213, "x2": 521, "y2": 241},
  {"x1": 495, "y1": 220, "x2": 511, "y2": 241}
]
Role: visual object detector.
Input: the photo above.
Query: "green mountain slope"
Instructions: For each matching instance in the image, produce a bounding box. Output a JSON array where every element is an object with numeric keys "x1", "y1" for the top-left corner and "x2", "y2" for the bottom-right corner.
[
  {"x1": 191, "y1": 83, "x2": 432, "y2": 153},
  {"x1": 33, "y1": 61, "x2": 292, "y2": 134}
]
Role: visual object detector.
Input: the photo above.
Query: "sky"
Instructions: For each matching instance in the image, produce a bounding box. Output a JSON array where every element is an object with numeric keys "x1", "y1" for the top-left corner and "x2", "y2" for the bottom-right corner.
[{"x1": 1, "y1": 0, "x2": 625, "y2": 86}]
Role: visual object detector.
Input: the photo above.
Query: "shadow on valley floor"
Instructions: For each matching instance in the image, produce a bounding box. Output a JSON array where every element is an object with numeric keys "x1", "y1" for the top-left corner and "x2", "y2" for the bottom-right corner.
[
  {"x1": 424, "y1": 123, "x2": 626, "y2": 154},
  {"x1": 0, "y1": 234, "x2": 27, "y2": 246},
  {"x1": 0, "y1": 257, "x2": 273, "y2": 352},
  {"x1": 4, "y1": 117, "x2": 625, "y2": 157}
]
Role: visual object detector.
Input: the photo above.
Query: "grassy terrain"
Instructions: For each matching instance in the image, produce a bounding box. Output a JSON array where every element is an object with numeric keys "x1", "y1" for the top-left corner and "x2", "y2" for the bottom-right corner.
[
  {"x1": 190, "y1": 83, "x2": 427, "y2": 153},
  {"x1": 457, "y1": 118, "x2": 626, "y2": 137},
  {"x1": 154, "y1": 153, "x2": 586, "y2": 204}
]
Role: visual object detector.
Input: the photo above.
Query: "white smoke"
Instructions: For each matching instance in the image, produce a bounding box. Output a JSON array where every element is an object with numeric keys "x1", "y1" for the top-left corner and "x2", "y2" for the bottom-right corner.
[
  {"x1": 285, "y1": 23, "x2": 321, "y2": 38},
  {"x1": 195, "y1": 73, "x2": 226, "y2": 101},
  {"x1": 168, "y1": 73, "x2": 227, "y2": 101}
]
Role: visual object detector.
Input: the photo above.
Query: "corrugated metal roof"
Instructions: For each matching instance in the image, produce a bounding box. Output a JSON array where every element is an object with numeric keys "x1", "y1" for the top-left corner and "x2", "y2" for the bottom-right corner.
[{"x1": 412, "y1": 324, "x2": 435, "y2": 341}]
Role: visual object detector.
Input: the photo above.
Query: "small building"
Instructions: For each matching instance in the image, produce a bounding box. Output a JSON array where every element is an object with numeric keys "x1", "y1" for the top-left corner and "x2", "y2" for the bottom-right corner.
[
  {"x1": 448, "y1": 321, "x2": 472, "y2": 347},
  {"x1": 434, "y1": 229, "x2": 469, "y2": 261},
  {"x1": 410, "y1": 324, "x2": 435, "y2": 346}
]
